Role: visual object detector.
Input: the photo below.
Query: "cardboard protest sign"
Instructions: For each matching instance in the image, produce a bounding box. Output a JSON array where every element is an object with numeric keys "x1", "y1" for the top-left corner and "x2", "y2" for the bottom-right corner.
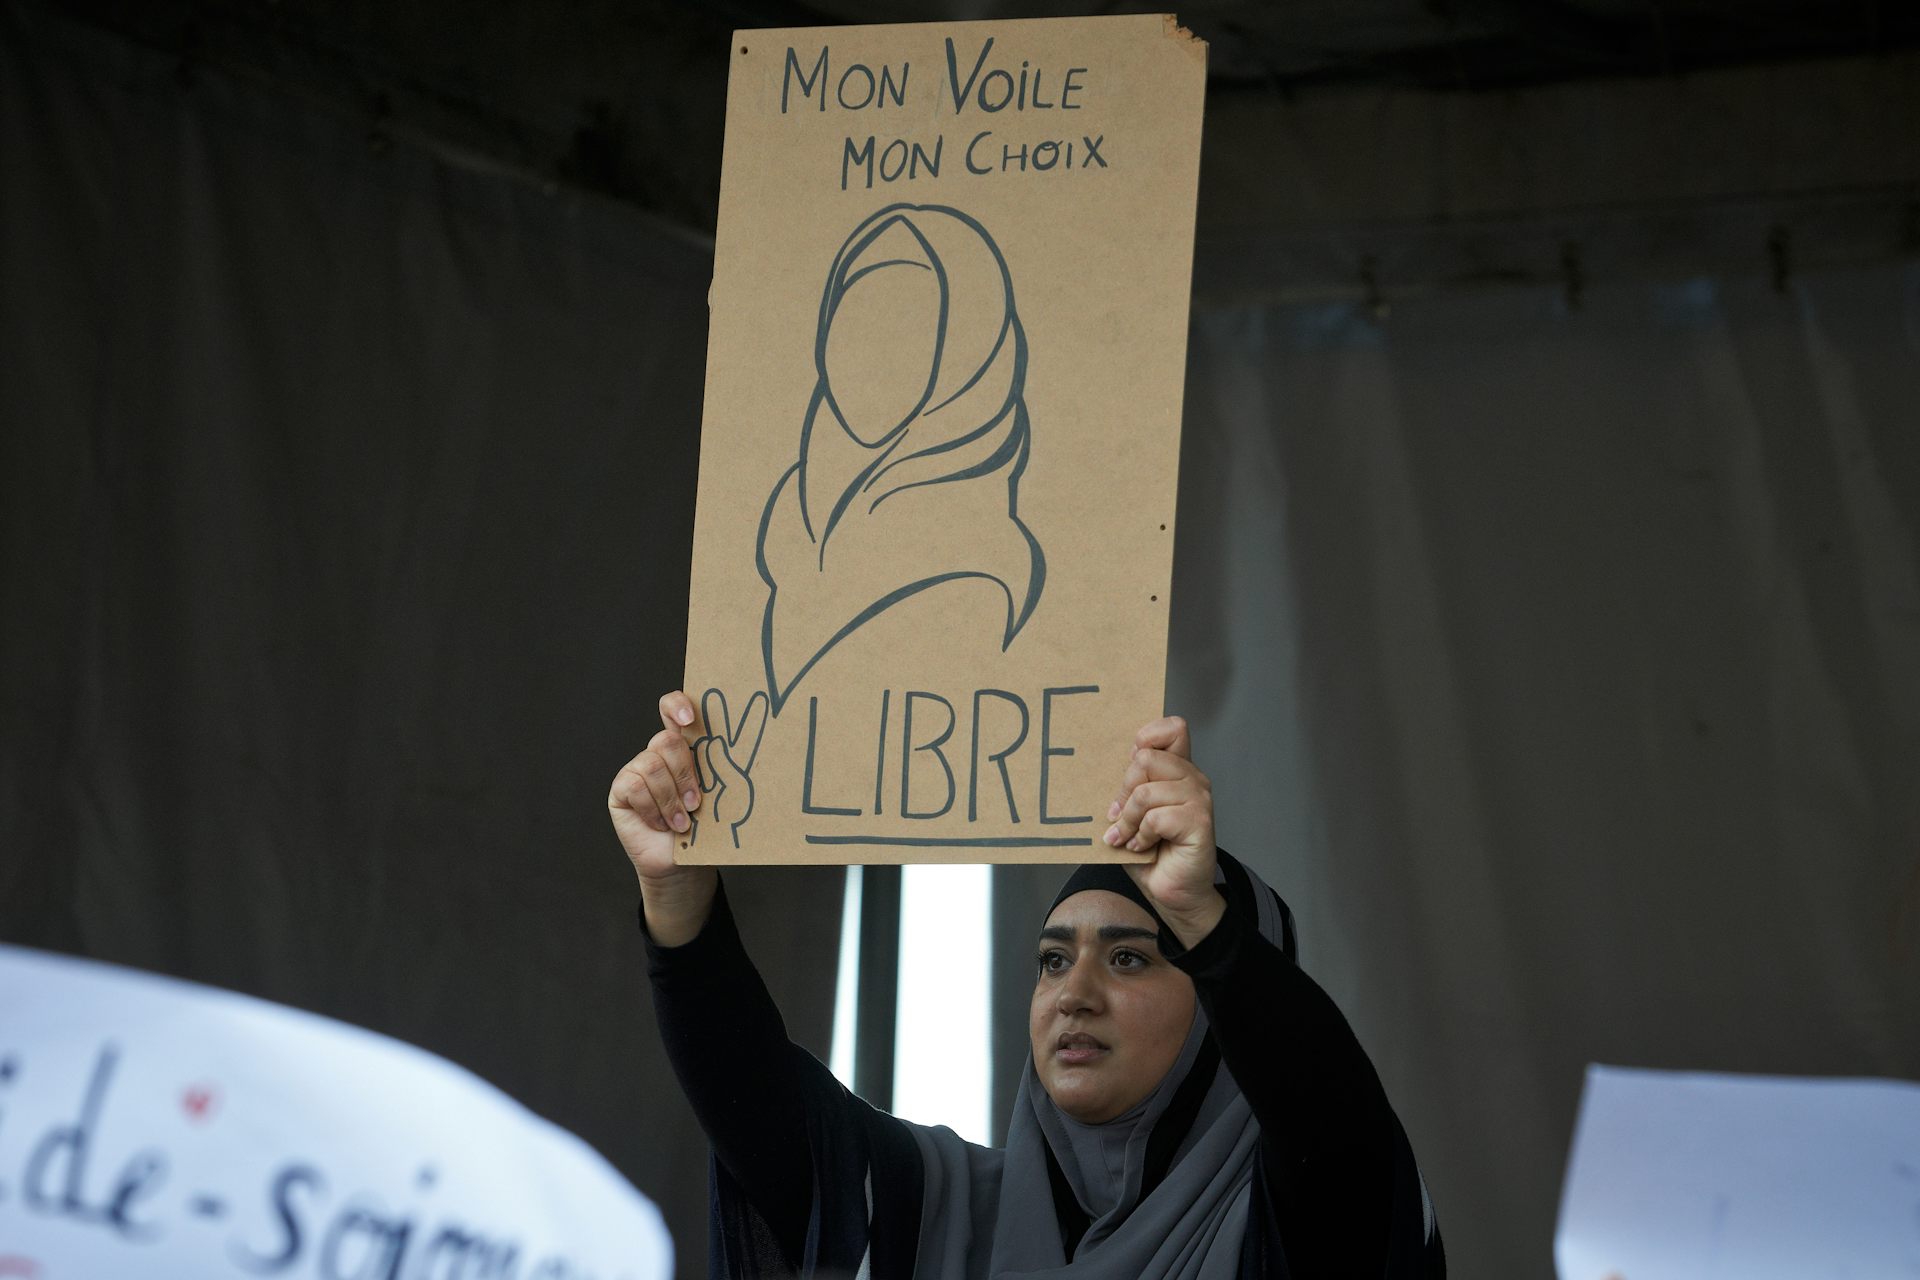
[
  {"x1": 0, "y1": 945, "x2": 672, "y2": 1280},
  {"x1": 682, "y1": 14, "x2": 1207, "y2": 864}
]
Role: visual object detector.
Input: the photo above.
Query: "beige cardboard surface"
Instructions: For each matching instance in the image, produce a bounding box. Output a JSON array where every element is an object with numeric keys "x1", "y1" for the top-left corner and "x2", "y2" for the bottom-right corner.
[{"x1": 682, "y1": 14, "x2": 1206, "y2": 864}]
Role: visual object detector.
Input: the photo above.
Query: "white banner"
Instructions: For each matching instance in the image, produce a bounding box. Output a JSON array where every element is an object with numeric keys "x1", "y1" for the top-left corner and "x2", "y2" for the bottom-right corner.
[
  {"x1": 1555, "y1": 1064, "x2": 1920, "y2": 1280},
  {"x1": 0, "y1": 945, "x2": 671, "y2": 1280}
]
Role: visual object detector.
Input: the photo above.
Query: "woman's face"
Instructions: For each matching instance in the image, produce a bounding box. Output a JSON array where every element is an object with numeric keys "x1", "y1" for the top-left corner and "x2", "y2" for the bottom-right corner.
[{"x1": 1029, "y1": 889, "x2": 1197, "y2": 1124}]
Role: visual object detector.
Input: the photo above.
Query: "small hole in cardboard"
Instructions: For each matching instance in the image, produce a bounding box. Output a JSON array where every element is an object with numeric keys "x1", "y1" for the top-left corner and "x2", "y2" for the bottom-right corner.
[
  {"x1": 1159, "y1": 524, "x2": 1167, "y2": 531},
  {"x1": 1150, "y1": 594, "x2": 1159, "y2": 602},
  {"x1": 679, "y1": 841, "x2": 689, "y2": 850},
  {"x1": 740, "y1": 45, "x2": 749, "y2": 54}
]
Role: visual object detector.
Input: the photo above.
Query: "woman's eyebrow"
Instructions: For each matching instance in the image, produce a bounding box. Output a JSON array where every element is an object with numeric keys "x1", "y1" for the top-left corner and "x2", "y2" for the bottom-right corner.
[
  {"x1": 1096, "y1": 925, "x2": 1159, "y2": 943},
  {"x1": 1035, "y1": 924, "x2": 1159, "y2": 944}
]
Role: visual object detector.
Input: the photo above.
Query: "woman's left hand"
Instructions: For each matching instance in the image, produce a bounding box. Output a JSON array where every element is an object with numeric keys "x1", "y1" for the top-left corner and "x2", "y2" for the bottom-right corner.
[{"x1": 1105, "y1": 716, "x2": 1226, "y2": 948}]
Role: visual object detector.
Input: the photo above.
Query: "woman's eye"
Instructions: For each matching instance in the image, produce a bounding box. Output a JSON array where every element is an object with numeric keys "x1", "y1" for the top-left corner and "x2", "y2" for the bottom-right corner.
[
  {"x1": 1036, "y1": 950, "x2": 1069, "y2": 976},
  {"x1": 1112, "y1": 948, "x2": 1148, "y2": 970}
]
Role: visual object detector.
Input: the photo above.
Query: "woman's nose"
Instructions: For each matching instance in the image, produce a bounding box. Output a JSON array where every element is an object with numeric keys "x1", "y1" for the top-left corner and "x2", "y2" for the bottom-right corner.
[{"x1": 1056, "y1": 963, "x2": 1103, "y2": 1014}]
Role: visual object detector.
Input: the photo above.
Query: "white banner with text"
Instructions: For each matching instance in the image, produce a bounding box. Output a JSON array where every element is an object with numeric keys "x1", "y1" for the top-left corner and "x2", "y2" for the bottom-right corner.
[{"x1": 0, "y1": 945, "x2": 671, "y2": 1280}]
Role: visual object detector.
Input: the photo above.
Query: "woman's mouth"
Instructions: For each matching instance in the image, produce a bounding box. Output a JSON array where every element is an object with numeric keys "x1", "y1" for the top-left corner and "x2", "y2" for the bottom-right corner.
[{"x1": 1054, "y1": 1032, "x2": 1109, "y2": 1065}]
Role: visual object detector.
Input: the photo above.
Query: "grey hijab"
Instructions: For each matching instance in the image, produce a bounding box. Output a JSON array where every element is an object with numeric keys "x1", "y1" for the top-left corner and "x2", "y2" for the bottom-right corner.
[{"x1": 906, "y1": 858, "x2": 1295, "y2": 1280}]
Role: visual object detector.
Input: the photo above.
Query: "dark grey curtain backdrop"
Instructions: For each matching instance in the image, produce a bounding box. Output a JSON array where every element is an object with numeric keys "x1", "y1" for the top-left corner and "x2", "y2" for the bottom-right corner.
[
  {"x1": 1175, "y1": 275, "x2": 1920, "y2": 1273},
  {"x1": 0, "y1": 11, "x2": 844, "y2": 1278},
  {"x1": 6, "y1": 7, "x2": 1919, "y2": 1280}
]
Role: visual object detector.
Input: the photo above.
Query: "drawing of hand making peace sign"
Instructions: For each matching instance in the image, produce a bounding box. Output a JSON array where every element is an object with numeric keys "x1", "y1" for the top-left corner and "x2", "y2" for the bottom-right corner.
[{"x1": 691, "y1": 687, "x2": 769, "y2": 850}]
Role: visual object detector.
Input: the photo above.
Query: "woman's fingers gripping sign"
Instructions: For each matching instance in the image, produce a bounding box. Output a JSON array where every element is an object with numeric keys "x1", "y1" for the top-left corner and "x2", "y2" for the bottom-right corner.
[
  {"x1": 608, "y1": 691, "x2": 705, "y2": 880},
  {"x1": 1101, "y1": 716, "x2": 1222, "y2": 931}
]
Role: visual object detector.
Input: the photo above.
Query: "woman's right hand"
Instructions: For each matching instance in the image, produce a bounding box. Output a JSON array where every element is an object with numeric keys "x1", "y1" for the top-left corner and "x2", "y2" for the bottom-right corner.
[{"x1": 609, "y1": 690, "x2": 718, "y2": 944}]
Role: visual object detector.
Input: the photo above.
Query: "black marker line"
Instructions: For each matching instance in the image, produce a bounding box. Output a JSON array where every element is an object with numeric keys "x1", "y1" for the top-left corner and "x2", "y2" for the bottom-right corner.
[
  {"x1": 805, "y1": 835, "x2": 1092, "y2": 847},
  {"x1": 873, "y1": 688, "x2": 891, "y2": 815}
]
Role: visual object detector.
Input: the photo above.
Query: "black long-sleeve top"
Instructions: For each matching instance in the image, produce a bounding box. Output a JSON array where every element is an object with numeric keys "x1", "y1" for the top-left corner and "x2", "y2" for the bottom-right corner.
[{"x1": 644, "y1": 865, "x2": 1442, "y2": 1277}]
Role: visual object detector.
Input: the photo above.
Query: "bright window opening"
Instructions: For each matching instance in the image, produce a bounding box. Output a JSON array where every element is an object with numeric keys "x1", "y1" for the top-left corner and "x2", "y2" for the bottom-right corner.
[
  {"x1": 827, "y1": 863, "x2": 993, "y2": 1145},
  {"x1": 828, "y1": 865, "x2": 862, "y2": 1089},
  {"x1": 892, "y1": 863, "x2": 992, "y2": 1144}
]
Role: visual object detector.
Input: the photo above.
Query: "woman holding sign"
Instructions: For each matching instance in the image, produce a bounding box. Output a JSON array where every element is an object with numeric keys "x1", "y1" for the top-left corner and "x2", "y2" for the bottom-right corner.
[{"x1": 612, "y1": 690, "x2": 1445, "y2": 1278}]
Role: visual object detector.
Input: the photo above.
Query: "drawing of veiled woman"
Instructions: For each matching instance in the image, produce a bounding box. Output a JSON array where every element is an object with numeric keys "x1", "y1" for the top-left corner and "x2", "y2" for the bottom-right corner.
[{"x1": 756, "y1": 203, "x2": 1046, "y2": 713}]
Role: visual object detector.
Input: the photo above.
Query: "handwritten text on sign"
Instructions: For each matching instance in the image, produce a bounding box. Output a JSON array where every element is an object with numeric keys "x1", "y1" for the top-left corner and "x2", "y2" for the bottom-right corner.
[
  {"x1": 0, "y1": 945, "x2": 672, "y2": 1280},
  {"x1": 780, "y1": 37, "x2": 1116, "y2": 189}
]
